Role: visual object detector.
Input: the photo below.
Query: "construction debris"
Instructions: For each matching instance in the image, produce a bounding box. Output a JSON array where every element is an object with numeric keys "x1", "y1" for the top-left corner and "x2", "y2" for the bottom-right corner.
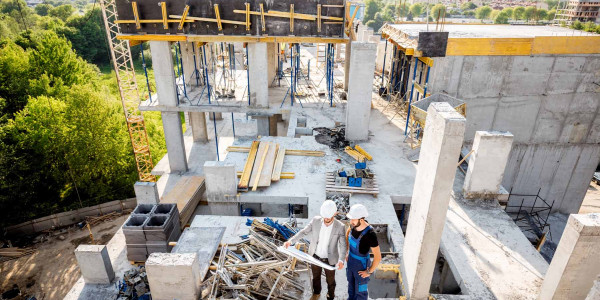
[
  {"x1": 313, "y1": 126, "x2": 350, "y2": 149},
  {"x1": 0, "y1": 247, "x2": 36, "y2": 263},
  {"x1": 327, "y1": 194, "x2": 350, "y2": 220},
  {"x1": 326, "y1": 168, "x2": 379, "y2": 197},
  {"x1": 117, "y1": 266, "x2": 150, "y2": 300},
  {"x1": 201, "y1": 219, "x2": 308, "y2": 299}
]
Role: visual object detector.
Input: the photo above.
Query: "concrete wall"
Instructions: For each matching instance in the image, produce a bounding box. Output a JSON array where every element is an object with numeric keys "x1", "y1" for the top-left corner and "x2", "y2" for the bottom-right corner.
[{"x1": 428, "y1": 54, "x2": 600, "y2": 214}]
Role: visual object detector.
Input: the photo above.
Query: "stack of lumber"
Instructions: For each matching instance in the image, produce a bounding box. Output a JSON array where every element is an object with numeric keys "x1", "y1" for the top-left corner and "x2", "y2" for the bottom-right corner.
[
  {"x1": 232, "y1": 141, "x2": 324, "y2": 192},
  {"x1": 85, "y1": 211, "x2": 125, "y2": 226},
  {"x1": 344, "y1": 145, "x2": 373, "y2": 162},
  {"x1": 0, "y1": 247, "x2": 36, "y2": 263},
  {"x1": 325, "y1": 171, "x2": 379, "y2": 197},
  {"x1": 161, "y1": 175, "x2": 205, "y2": 226}
]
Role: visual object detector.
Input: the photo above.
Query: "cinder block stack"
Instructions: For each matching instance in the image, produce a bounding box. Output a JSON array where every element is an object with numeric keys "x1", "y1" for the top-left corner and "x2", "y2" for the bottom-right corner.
[{"x1": 123, "y1": 203, "x2": 181, "y2": 262}]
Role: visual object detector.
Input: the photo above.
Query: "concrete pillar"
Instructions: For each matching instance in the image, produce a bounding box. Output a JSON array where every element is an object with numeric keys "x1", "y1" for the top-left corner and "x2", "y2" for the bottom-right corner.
[
  {"x1": 357, "y1": 24, "x2": 367, "y2": 41},
  {"x1": 190, "y1": 112, "x2": 208, "y2": 142},
  {"x1": 74, "y1": 245, "x2": 115, "y2": 284},
  {"x1": 368, "y1": 35, "x2": 380, "y2": 43},
  {"x1": 247, "y1": 43, "x2": 269, "y2": 107},
  {"x1": 345, "y1": 42, "x2": 377, "y2": 141},
  {"x1": 363, "y1": 29, "x2": 374, "y2": 42},
  {"x1": 146, "y1": 252, "x2": 202, "y2": 300},
  {"x1": 538, "y1": 213, "x2": 600, "y2": 300},
  {"x1": 267, "y1": 42, "x2": 278, "y2": 87},
  {"x1": 463, "y1": 131, "x2": 514, "y2": 199},
  {"x1": 204, "y1": 161, "x2": 237, "y2": 202},
  {"x1": 256, "y1": 117, "x2": 270, "y2": 136},
  {"x1": 344, "y1": 41, "x2": 351, "y2": 91},
  {"x1": 184, "y1": 112, "x2": 191, "y2": 132},
  {"x1": 161, "y1": 112, "x2": 188, "y2": 173},
  {"x1": 209, "y1": 112, "x2": 223, "y2": 120},
  {"x1": 335, "y1": 43, "x2": 341, "y2": 61},
  {"x1": 269, "y1": 115, "x2": 278, "y2": 136},
  {"x1": 134, "y1": 181, "x2": 160, "y2": 205},
  {"x1": 180, "y1": 42, "x2": 196, "y2": 89},
  {"x1": 150, "y1": 41, "x2": 177, "y2": 107},
  {"x1": 401, "y1": 102, "x2": 466, "y2": 300}
]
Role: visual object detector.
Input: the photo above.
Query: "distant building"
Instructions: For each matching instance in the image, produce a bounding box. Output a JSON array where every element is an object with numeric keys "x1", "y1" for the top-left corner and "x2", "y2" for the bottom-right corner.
[{"x1": 555, "y1": 0, "x2": 600, "y2": 24}]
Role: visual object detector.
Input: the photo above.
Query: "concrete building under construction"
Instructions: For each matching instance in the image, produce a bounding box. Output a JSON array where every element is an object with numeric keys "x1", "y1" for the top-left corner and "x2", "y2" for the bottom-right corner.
[{"x1": 63, "y1": 0, "x2": 600, "y2": 298}]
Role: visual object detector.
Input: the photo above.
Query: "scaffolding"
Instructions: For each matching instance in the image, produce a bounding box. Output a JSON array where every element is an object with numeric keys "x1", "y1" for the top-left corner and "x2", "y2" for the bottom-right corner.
[
  {"x1": 505, "y1": 188, "x2": 555, "y2": 242},
  {"x1": 100, "y1": 0, "x2": 155, "y2": 182}
]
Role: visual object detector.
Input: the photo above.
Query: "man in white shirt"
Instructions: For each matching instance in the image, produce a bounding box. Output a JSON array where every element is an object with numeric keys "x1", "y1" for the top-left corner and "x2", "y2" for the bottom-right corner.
[{"x1": 284, "y1": 200, "x2": 347, "y2": 300}]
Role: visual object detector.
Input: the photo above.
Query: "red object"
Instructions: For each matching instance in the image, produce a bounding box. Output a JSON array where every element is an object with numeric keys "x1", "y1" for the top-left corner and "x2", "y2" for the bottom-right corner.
[{"x1": 336, "y1": 159, "x2": 341, "y2": 163}]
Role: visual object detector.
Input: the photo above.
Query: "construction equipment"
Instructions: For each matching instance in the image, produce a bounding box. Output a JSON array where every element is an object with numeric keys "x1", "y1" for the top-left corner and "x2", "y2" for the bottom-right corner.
[{"x1": 100, "y1": 0, "x2": 155, "y2": 182}]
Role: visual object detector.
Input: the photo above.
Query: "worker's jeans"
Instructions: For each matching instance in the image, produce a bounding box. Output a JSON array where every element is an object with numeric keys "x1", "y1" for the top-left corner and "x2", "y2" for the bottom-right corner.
[{"x1": 311, "y1": 254, "x2": 336, "y2": 300}]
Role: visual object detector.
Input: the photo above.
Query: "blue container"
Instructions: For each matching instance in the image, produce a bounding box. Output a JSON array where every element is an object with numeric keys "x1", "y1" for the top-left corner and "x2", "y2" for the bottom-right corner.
[
  {"x1": 355, "y1": 162, "x2": 367, "y2": 169},
  {"x1": 241, "y1": 208, "x2": 253, "y2": 216}
]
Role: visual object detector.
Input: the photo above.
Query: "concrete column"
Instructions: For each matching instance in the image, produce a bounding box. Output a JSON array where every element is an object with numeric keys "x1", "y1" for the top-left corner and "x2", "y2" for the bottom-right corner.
[
  {"x1": 267, "y1": 42, "x2": 278, "y2": 87},
  {"x1": 357, "y1": 24, "x2": 367, "y2": 41},
  {"x1": 344, "y1": 41, "x2": 351, "y2": 91},
  {"x1": 401, "y1": 102, "x2": 466, "y2": 300},
  {"x1": 269, "y1": 115, "x2": 278, "y2": 136},
  {"x1": 74, "y1": 245, "x2": 115, "y2": 284},
  {"x1": 190, "y1": 112, "x2": 208, "y2": 142},
  {"x1": 335, "y1": 43, "x2": 341, "y2": 61},
  {"x1": 247, "y1": 43, "x2": 269, "y2": 107},
  {"x1": 134, "y1": 181, "x2": 160, "y2": 205},
  {"x1": 146, "y1": 253, "x2": 201, "y2": 300},
  {"x1": 363, "y1": 29, "x2": 374, "y2": 42},
  {"x1": 345, "y1": 42, "x2": 377, "y2": 141},
  {"x1": 256, "y1": 117, "x2": 270, "y2": 136},
  {"x1": 463, "y1": 131, "x2": 514, "y2": 199},
  {"x1": 183, "y1": 112, "x2": 190, "y2": 132},
  {"x1": 161, "y1": 112, "x2": 188, "y2": 173},
  {"x1": 180, "y1": 42, "x2": 196, "y2": 89},
  {"x1": 150, "y1": 41, "x2": 177, "y2": 107},
  {"x1": 539, "y1": 213, "x2": 600, "y2": 300},
  {"x1": 209, "y1": 112, "x2": 223, "y2": 120}
]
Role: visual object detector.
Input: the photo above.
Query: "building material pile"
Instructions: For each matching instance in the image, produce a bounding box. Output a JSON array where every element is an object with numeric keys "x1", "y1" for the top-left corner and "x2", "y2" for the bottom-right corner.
[
  {"x1": 0, "y1": 247, "x2": 36, "y2": 263},
  {"x1": 314, "y1": 126, "x2": 350, "y2": 149},
  {"x1": 117, "y1": 266, "x2": 150, "y2": 300},
  {"x1": 160, "y1": 175, "x2": 205, "y2": 226},
  {"x1": 122, "y1": 204, "x2": 181, "y2": 262},
  {"x1": 201, "y1": 220, "x2": 308, "y2": 299},
  {"x1": 228, "y1": 141, "x2": 324, "y2": 192},
  {"x1": 326, "y1": 167, "x2": 379, "y2": 197}
]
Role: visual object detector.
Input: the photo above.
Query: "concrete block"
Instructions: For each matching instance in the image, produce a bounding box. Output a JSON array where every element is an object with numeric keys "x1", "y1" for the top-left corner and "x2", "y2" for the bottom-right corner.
[
  {"x1": 464, "y1": 131, "x2": 514, "y2": 200},
  {"x1": 256, "y1": 116, "x2": 270, "y2": 136},
  {"x1": 146, "y1": 252, "x2": 202, "y2": 300},
  {"x1": 74, "y1": 245, "x2": 115, "y2": 284},
  {"x1": 134, "y1": 182, "x2": 160, "y2": 205},
  {"x1": 144, "y1": 214, "x2": 179, "y2": 241},
  {"x1": 123, "y1": 214, "x2": 149, "y2": 244},
  {"x1": 204, "y1": 161, "x2": 237, "y2": 202},
  {"x1": 345, "y1": 42, "x2": 377, "y2": 141},
  {"x1": 491, "y1": 95, "x2": 541, "y2": 143},
  {"x1": 207, "y1": 202, "x2": 239, "y2": 215},
  {"x1": 190, "y1": 112, "x2": 208, "y2": 142},
  {"x1": 173, "y1": 227, "x2": 225, "y2": 280},
  {"x1": 402, "y1": 102, "x2": 465, "y2": 299},
  {"x1": 126, "y1": 244, "x2": 148, "y2": 262},
  {"x1": 539, "y1": 214, "x2": 600, "y2": 300},
  {"x1": 132, "y1": 204, "x2": 154, "y2": 215}
]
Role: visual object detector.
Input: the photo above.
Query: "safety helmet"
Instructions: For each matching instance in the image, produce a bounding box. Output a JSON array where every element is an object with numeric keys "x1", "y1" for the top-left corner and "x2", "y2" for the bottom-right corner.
[
  {"x1": 320, "y1": 200, "x2": 338, "y2": 219},
  {"x1": 346, "y1": 204, "x2": 368, "y2": 219}
]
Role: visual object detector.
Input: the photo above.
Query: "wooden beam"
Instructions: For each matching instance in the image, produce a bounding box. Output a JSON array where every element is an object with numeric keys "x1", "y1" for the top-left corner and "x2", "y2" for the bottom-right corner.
[
  {"x1": 232, "y1": 9, "x2": 343, "y2": 22},
  {"x1": 177, "y1": 5, "x2": 190, "y2": 30},
  {"x1": 354, "y1": 145, "x2": 372, "y2": 161},
  {"x1": 290, "y1": 4, "x2": 294, "y2": 33},
  {"x1": 213, "y1": 4, "x2": 222, "y2": 31},
  {"x1": 252, "y1": 143, "x2": 270, "y2": 191},
  {"x1": 346, "y1": 2, "x2": 359, "y2": 35},
  {"x1": 238, "y1": 171, "x2": 294, "y2": 178},
  {"x1": 119, "y1": 34, "x2": 348, "y2": 44},
  {"x1": 258, "y1": 143, "x2": 278, "y2": 187},
  {"x1": 271, "y1": 146, "x2": 286, "y2": 182},
  {"x1": 317, "y1": 4, "x2": 322, "y2": 33},
  {"x1": 160, "y1": 2, "x2": 168, "y2": 29},
  {"x1": 169, "y1": 15, "x2": 246, "y2": 26},
  {"x1": 260, "y1": 3, "x2": 266, "y2": 32},
  {"x1": 245, "y1": 2, "x2": 250, "y2": 31},
  {"x1": 238, "y1": 141, "x2": 259, "y2": 189},
  {"x1": 132, "y1": 2, "x2": 140, "y2": 29}
]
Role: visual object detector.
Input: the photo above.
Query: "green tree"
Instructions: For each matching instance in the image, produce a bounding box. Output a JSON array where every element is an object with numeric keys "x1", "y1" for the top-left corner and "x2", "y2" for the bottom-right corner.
[
  {"x1": 431, "y1": 4, "x2": 446, "y2": 19},
  {"x1": 545, "y1": 0, "x2": 559, "y2": 9},
  {"x1": 494, "y1": 11, "x2": 510, "y2": 24},
  {"x1": 572, "y1": 20, "x2": 583, "y2": 30},
  {"x1": 475, "y1": 5, "x2": 492, "y2": 20},
  {"x1": 396, "y1": 2, "x2": 409, "y2": 19},
  {"x1": 490, "y1": 9, "x2": 500, "y2": 20},
  {"x1": 461, "y1": 2, "x2": 477, "y2": 10},
  {"x1": 536, "y1": 8, "x2": 548, "y2": 20},
  {"x1": 0, "y1": 41, "x2": 30, "y2": 117},
  {"x1": 382, "y1": 4, "x2": 396, "y2": 20},
  {"x1": 523, "y1": 6, "x2": 536, "y2": 21},
  {"x1": 48, "y1": 4, "x2": 74, "y2": 21},
  {"x1": 513, "y1": 6, "x2": 525, "y2": 20},
  {"x1": 547, "y1": 9, "x2": 556, "y2": 20},
  {"x1": 35, "y1": 3, "x2": 53, "y2": 16},
  {"x1": 410, "y1": 3, "x2": 423, "y2": 17},
  {"x1": 502, "y1": 7, "x2": 514, "y2": 19},
  {"x1": 57, "y1": 7, "x2": 109, "y2": 64},
  {"x1": 363, "y1": 0, "x2": 383, "y2": 23}
]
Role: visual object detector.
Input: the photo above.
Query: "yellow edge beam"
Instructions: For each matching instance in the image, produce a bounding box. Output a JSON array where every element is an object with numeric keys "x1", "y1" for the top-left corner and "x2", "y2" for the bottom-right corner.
[
  {"x1": 117, "y1": 34, "x2": 348, "y2": 44},
  {"x1": 446, "y1": 36, "x2": 600, "y2": 56}
]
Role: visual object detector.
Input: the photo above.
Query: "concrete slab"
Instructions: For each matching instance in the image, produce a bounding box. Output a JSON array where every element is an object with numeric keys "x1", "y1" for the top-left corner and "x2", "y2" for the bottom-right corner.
[{"x1": 173, "y1": 227, "x2": 225, "y2": 280}]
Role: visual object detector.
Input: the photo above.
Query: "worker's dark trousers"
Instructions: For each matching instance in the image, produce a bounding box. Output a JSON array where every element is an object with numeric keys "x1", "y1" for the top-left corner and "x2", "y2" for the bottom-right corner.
[{"x1": 311, "y1": 254, "x2": 336, "y2": 300}]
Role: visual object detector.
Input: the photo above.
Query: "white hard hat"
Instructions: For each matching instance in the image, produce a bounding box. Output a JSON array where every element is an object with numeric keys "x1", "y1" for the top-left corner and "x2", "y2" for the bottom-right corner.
[
  {"x1": 346, "y1": 204, "x2": 368, "y2": 220},
  {"x1": 320, "y1": 200, "x2": 338, "y2": 219}
]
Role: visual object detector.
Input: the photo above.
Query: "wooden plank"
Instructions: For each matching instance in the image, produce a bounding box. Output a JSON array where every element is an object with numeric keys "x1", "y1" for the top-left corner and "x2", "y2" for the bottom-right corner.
[
  {"x1": 227, "y1": 146, "x2": 325, "y2": 157},
  {"x1": 238, "y1": 141, "x2": 260, "y2": 189},
  {"x1": 239, "y1": 171, "x2": 294, "y2": 177},
  {"x1": 354, "y1": 145, "x2": 373, "y2": 160},
  {"x1": 249, "y1": 142, "x2": 269, "y2": 189},
  {"x1": 251, "y1": 143, "x2": 270, "y2": 191},
  {"x1": 271, "y1": 146, "x2": 286, "y2": 182},
  {"x1": 258, "y1": 143, "x2": 279, "y2": 187},
  {"x1": 161, "y1": 175, "x2": 205, "y2": 225}
]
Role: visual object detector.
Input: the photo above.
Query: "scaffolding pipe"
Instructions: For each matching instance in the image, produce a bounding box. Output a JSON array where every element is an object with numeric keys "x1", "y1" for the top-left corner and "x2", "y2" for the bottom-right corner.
[
  {"x1": 213, "y1": 112, "x2": 219, "y2": 161},
  {"x1": 246, "y1": 45, "x2": 250, "y2": 106},
  {"x1": 381, "y1": 40, "x2": 387, "y2": 86},
  {"x1": 139, "y1": 43, "x2": 152, "y2": 102},
  {"x1": 405, "y1": 58, "x2": 419, "y2": 135},
  {"x1": 191, "y1": 42, "x2": 200, "y2": 86}
]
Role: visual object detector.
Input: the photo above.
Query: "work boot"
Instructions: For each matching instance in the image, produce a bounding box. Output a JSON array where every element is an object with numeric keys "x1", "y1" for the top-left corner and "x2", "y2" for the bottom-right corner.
[{"x1": 310, "y1": 294, "x2": 320, "y2": 300}]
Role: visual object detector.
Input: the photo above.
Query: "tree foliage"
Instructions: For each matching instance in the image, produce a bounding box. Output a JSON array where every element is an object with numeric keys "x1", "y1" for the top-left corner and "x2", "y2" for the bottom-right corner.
[
  {"x1": 513, "y1": 6, "x2": 525, "y2": 20},
  {"x1": 494, "y1": 11, "x2": 510, "y2": 24},
  {"x1": 523, "y1": 6, "x2": 536, "y2": 21},
  {"x1": 410, "y1": 3, "x2": 423, "y2": 17},
  {"x1": 431, "y1": 4, "x2": 446, "y2": 20},
  {"x1": 461, "y1": 2, "x2": 477, "y2": 10},
  {"x1": 475, "y1": 5, "x2": 492, "y2": 20}
]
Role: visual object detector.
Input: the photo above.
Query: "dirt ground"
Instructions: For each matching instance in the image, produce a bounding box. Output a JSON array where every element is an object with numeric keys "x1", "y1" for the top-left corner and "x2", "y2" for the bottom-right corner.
[
  {"x1": 580, "y1": 181, "x2": 600, "y2": 214},
  {"x1": 0, "y1": 215, "x2": 128, "y2": 300}
]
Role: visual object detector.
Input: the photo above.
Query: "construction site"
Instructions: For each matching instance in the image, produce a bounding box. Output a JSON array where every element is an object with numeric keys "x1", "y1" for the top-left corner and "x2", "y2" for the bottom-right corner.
[{"x1": 2, "y1": 0, "x2": 600, "y2": 299}]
